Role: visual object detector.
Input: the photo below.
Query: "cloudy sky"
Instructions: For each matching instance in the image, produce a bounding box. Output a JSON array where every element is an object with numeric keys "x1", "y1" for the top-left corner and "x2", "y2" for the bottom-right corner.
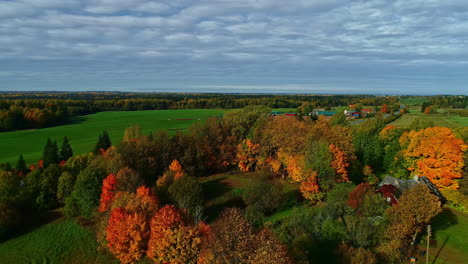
[{"x1": 1, "y1": 0, "x2": 467, "y2": 94}]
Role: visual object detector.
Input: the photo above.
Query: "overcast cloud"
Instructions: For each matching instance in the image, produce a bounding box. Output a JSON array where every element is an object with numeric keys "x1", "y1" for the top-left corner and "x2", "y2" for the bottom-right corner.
[{"x1": 0, "y1": 0, "x2": 467, "y2": 94}]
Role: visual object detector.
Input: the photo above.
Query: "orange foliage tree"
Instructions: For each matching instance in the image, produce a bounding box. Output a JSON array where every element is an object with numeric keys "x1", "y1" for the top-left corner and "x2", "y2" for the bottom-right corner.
[
  {"x1": 299, "y1": 171, "x2": 323, "y2": 201},
  {"x1": 329, "y1": 144, "x2": 350, "y2": 182},
  {"x1": 105, "y1": 186, "x2": 158, "y2": 264},
  {"x1": 401, "y1": 127, "x2": 467, "y2": 189},
  {"x1": 99, "y1": 173, "x2": 117, "y2": 212},
  {"x1": 236, "y1": 139, "x2": 260, "y2": 172},
  {"x1": 156, "y1": 159, "x2": 186, "y2": 189},
  {"x1": 147, "y1": 205, "x2": 202, "y2": 264}
]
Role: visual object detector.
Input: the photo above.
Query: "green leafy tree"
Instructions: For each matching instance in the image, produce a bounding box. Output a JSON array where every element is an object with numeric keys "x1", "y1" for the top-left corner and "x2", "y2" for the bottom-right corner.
[
  {"x1": 35, "y1": 164, "x2": 62, "y2": 210},
  {"x1": 65, "y1": 165, "x2": 107, "y2": 218},
  {"x1": 56, "y1": 171, "x2": 76, "y2": 204},
  {"x1": 168, "y1": 175, "x2": 203, "y2": 219},
  {"x1": 242, "y1": 177, "x2": 283, "y2": 226},
  {"x1": 0, "y1": 171, "x2": 22, "y2": 238},
  {"x1": 304, "y1": 140, "x2": 335, "y2": 191},
  {"x1": 59, "y1": 136, "x2": 73, "y2": 161},
  {"x1": 330, "y1": 111, "x2": 349, "y2": 127}
]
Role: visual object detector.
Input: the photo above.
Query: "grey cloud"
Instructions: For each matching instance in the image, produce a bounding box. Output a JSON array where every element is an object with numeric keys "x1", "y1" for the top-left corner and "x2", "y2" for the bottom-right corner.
[{"x1": 1, "y1": 0, "x2": 468, "y2": 94}]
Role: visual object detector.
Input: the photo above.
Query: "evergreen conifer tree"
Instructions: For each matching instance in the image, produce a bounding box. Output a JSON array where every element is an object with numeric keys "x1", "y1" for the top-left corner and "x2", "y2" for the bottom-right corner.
[
  {"x1": 43, "y1": 138, "x2": 59, "y2": 167},
  {"x1": 93, "y1": 133, "x2": 103, "y2": 154},
  {"x1": 16, "y1": 154, "x2": 27, "y2": 174},
  {"x1": 101, "y1": 131, "x2": 112, "y2": 150},
  {"x1": 60, "y1": 136, "x2": 73, "y2": 161}
]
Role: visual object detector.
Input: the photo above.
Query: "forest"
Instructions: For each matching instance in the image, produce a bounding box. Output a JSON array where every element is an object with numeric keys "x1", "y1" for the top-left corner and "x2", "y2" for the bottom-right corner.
[{"x1": 0, "y1": 94, "x2": 467, "y2": 264}]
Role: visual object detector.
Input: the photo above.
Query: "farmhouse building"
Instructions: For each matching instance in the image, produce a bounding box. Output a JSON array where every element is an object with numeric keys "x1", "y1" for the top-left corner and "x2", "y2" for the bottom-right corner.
[{"x1": 376, "y1": 175, "x2": 446, "y2": 205}]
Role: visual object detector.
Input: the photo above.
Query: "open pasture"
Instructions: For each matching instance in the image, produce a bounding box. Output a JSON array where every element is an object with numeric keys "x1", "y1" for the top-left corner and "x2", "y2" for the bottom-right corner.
[
  {"x1": 387, "y1": 112, "x2": 467, "y2": 129},
  {"x1": 0, "y1": 109, "x2": 225, "y2": 165}
]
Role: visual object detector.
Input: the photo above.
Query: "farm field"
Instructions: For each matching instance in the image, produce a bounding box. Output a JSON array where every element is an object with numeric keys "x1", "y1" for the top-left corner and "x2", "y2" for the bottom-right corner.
[
  {"x1": 0, "y1": 216, "x2": 117, "y2": 264},
  {"x1": 387, "y1": 111, "x2": 468, "y2": 128},
  {"x1": 0, "y1": 109, "x2": 225, "y2": 165}
]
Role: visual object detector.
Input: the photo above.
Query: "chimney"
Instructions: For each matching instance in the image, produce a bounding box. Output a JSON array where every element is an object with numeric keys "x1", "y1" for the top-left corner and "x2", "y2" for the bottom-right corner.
[{"x1": 414, "y1": 175, "x2": 420, "y2": 182}]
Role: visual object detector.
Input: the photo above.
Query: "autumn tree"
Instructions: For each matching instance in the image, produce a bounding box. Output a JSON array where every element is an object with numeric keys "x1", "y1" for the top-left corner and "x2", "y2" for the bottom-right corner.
[
  {"x1": 401, "y1": 127, "x2": 467, "y2": 189},
  {"x1": 147, "y1": 205, "x2": 202, "y2": 264},
  {"x1": 347, "y1": 183, "x2": 372, "y2": 210},
  {"x1": 329, "y1": 144, "x2": 350, "y2": 182},
  {"x1": 122, "y1": 125, "x2": 142, "y2": 142},
  {"x1": 248, "y1": 228, "x2": 292, "y2": 264},
  {"x1": 99, "y1": 174, "x2": 118, "y2": 212},
  {"x1": 204, "y1": 208, "x2": 255, "y2": 263},
  {"x1": 299, "y1": 171, "x2": 323, "y2": 201},
  {"x1": 106, "y1": 186, "x2": 158, "y2": 264},
  {"x1": 377, "y1": 184, "x2": 442, "y2": 263},
  {"x1": 204, "y1": 208, "x2": 291, "y2": 264},
  {"x1": 236, "y1": 139, "x2": 260, "y2": 172}
]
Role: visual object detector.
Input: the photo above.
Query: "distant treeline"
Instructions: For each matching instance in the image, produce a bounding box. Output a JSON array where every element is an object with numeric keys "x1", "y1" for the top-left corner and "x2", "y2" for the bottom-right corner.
[
  {"x1": 421, "y1": 96, "x2": 467, "y2": 112},
  {"x1": 0, "y1": 92, "x2": 462, "y2": 132}
]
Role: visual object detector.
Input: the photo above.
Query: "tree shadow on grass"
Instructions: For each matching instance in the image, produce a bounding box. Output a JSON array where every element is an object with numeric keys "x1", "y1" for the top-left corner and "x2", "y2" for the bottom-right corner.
[
  {"x1": 431, "y1": 236, "x2": 449, "y2": 264},
  {"x1": 1, "y1": 209, "x2": 63, "y2": 243},
  {"x1": 202, "y1": 177, "x2": 245, "y2": 222},
  {"x1": 431, "y1": 208, "x2": 458, "y2": 236},
  {"x1": 68, "y1": 116, "x2": 88, "y2": 125}
]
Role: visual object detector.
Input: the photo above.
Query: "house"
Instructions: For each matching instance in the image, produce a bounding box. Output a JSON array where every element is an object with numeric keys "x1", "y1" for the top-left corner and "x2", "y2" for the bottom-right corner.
[
  {"x1": 285, "y1": 113, "x2": 298, "y2": 116},
  {"x1": 361, "y1": 108, "x2": 374, "y2": 114},
  {"x1": 375, "y1": 175, "x2": 446, "y2": 205}
]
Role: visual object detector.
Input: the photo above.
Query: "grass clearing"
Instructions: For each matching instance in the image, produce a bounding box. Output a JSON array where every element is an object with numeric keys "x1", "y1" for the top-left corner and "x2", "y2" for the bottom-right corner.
[
  {"x1": 0, "y1": 218, "x2": 117, "y2": 264},
  {"x1": 416, "y1": 207, "x2": 468, "y2": 264},
  {"x1": 0, "y1": 109, "x2": 225, "y2": 165},
  {"x1": 387, "y1": 112, "x2": 467, "y2": 128},
  {"x1": 200, "y1": 172, "x2": 300, "y2": 222}
]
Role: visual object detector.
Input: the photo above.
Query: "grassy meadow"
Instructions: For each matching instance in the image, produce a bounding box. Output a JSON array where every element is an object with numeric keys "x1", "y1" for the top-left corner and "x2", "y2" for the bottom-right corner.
[
  {"x1": 387, "y1": 111, "x2": 468, "y2": 128},
  {"x1": 0, "y1": 109, "x2": 225, "y2": 165},
  {"x1": 0, "y1": 217, "x2": 117, "y2": 264}
]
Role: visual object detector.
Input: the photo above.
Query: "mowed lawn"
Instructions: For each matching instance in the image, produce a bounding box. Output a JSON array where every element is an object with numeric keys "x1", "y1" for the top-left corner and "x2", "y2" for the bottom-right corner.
[
  {"x1": 0, "y1": 109, "x2": 225, "y2": 165},
  {"x1": 387, "y1": 112, "x2": 467, "y2": 128},
  {"x1": 0, "y1": 218, "x2": 117, "y2": 264}
]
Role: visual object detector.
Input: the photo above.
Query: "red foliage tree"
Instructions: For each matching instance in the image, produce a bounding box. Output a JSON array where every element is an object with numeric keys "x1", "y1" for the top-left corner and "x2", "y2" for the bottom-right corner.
[
  {"x1": 99, "y1": 174, "x2": 117, "y2": 212},
  {"x1": 105, "y1": 186, "x2": 158, "y2": 264},
  {"x1": 347, "y1": 183, "x2": 372, "y2": 209}
]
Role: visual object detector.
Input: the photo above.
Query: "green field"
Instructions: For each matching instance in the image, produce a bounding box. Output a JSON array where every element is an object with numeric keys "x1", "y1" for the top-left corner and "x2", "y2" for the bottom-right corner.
[
  {"x1": 387, "y1": 112, "x2": 468, "y2": 128},
  {"x1": 0, "y1": 109, "x2": 225, "y2": 165},
  {"x1": 0, "y1": 218, "x2": 117, "y2": 264},
  {"x1": 417, "y1": 208, "x2": 468, "y2": 264}
]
